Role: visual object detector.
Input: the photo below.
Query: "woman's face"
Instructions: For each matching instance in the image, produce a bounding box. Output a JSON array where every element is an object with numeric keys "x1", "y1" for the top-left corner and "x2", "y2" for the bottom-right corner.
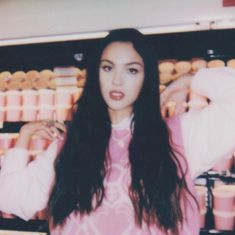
[{"x1": 99, "y1": 42, "x2": 144, "y2": 119}]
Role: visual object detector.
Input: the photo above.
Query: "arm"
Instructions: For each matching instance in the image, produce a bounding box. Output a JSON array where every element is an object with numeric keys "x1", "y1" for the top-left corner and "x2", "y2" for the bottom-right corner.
[
  {"x1": 160, "y1": 74, "x2": 192, "y2": 118},
  {"x1": 165, "y1": 116, "x2": 200, "y2": 235},
  {"x1": 0, "y1": 121, "x2": 66, "y2": 220},
  {"x1": 180, "y1": 67, "x2": 235, "y2": 178}
]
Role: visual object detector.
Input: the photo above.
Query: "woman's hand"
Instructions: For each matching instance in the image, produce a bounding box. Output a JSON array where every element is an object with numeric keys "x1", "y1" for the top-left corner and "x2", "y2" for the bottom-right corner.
[
  {"x1": 160, "y1": 75, "x2": 192, "y2": 118},
  {"x1": 160, "y1": 74, "x2": 209, "y2": 118},
  {"x1": 15, "y1": 121, "x2": 67, "y2": 149},
  {"x1": 187, "y1": 90, "x2": 208, "y2": 110}
]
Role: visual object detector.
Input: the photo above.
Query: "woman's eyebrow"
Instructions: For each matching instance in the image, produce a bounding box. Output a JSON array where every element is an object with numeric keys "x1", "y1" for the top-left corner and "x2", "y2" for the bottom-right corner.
[
  {"x1": 100, "y1": 59, "x2": 143, "y2": 68},
  {"x1": 126, "y1": 62, "x2": 144, "y2": 67},
  {"x1": 100, "y1": 59, "x2": 113, "y2": 64}
]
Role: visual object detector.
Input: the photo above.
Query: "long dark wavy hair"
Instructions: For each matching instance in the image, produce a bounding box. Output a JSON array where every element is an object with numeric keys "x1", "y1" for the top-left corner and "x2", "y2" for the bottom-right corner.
[{"x1": 49, "y1": 28, "x2": 194, "y2": 234}]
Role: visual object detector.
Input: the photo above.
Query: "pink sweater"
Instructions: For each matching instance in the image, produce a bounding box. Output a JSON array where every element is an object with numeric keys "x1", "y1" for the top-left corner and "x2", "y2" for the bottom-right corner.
[
  {"x1": 49, "y1": 116, "x2": 199, "y2": 235},
  {"x1": 1, "y1": 68, "x2": 235, "y2": 234}
]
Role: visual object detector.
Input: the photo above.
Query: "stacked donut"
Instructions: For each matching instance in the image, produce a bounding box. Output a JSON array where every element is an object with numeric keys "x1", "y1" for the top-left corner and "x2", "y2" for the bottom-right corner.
[
  {"x1": 159, "y1": 58, "x2": 235, "y2": 87},
  {"x1": 159, "y1": 58, "x2": 235, "y2": 118},
  {"x1": 0, "y1": 68, "x2": 86, "y2": 122}
]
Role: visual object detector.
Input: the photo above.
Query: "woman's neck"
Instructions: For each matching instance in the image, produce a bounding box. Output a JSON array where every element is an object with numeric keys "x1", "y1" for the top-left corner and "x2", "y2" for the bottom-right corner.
[{"x1": 108, "y1": 109, "x2": 133, "y2": 125}]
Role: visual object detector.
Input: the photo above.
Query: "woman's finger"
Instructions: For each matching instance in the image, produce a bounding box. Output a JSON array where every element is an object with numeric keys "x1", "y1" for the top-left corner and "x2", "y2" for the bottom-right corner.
[
  {"x1": 53, "y1": 122, "x2": 67, "y2": 133},
  {"x1": 33, "y1": 129, "x2": 55, "y2": 141}
]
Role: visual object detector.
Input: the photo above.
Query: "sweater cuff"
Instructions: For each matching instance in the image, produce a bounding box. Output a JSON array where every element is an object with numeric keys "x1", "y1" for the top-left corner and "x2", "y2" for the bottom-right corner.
[
  {"x1": 191, "y1": 68, "x2": 212, "y2": 98},
  {"x1": 2, "y1": 148, "x2": 29, "y2": 171},
  {"x1": 191, "y1": 67, "x2": 235, "y2": 101}
]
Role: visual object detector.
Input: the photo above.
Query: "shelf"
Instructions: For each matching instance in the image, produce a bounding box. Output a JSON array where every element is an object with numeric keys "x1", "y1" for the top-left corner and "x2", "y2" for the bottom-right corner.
[
  {"x1": 200, "y1": 229, "x2": 234, "y2": 235},
  {"x1": 0, "y1": 121, "x2": 70, "y2": 133},
  {"x1": 1, "y1": 29, "x2": 235, "y2": 72},
  {"x1": 197, "y1": 171, "x2": 235, "y2": 234},
  {"x1": 0, "y1": 218, "x2": 49, "y2": 234},
  {"x1": 0, "y1": 122, "x2": 27, "y2": 133},
  {"x1": 0, "y1": 218, "x2": 233, "y2": 235}
]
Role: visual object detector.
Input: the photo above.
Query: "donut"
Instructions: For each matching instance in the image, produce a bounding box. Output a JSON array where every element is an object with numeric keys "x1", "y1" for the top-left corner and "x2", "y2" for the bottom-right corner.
[
  {"x1": 191, "y1": 59, "x2": 207, "y2": 72},
  {"x1": 158, "y1": 61, "x2": 175, "y2": 74},
  {"x1": 227, "y1": 59, "x2": 235, "y2": 68},
  {"x1": 40, "y1": 69, "x2": 54, "y2": 80},
  {"x1": 175, "y1": 61, "x2": 191, "y2": 74},
  {"x1": 0, "y1": 71, "x2": 11, "y2": 81},
  {"x1": 12, "y1": 71, "x2": 26, "y2": 82},
  {"x1": 26, "y1": 70, "x2": 41, "y2": 82},
  {"x1": 159, "y1": 73, "x2": 174, "y2": 85},
  {"x1": 207, "y1": 60, "x2": 225, "y2": 68}
]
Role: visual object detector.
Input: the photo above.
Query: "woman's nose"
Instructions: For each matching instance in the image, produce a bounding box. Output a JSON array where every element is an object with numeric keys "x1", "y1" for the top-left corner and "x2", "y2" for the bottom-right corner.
[{"x1": 112, "y1": 71, "x2": 123, "y2": 86}]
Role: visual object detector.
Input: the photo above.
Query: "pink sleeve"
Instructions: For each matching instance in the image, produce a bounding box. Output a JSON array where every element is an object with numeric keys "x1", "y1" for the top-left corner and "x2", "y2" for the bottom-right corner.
[
  {"x1": 167, "y1": 116, "x2": 200, "y2": 235},
  {"x1": 0, "y1": 140, "x2": 58, "y2": 220}
]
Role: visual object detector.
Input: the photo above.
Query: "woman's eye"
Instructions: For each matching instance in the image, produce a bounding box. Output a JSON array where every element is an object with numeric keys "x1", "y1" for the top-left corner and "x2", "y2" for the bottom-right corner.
[
  {"x1": 101, "y1": 65, "x2": 112, "y2": 72},
  {"x1": 128, "y1": 68, "x2": 138, "y2": 75}
]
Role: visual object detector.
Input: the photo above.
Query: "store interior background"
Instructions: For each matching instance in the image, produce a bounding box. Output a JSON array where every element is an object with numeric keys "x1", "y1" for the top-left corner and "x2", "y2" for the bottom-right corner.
[
  {"x1": 0, "y1": 0, "x2": 235, "y2": 234},
  {"x1": 0, "y1": 0, "x2": 235, "y2": 45},
  {"x1": 0, "y1": 0, "x2": 235, "y2": 70}
]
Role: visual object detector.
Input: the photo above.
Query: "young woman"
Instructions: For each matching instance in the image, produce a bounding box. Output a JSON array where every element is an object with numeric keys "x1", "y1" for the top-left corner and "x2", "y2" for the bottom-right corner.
[{"x1": 1, "y1": 28, "x2": 235, "y2": 235}]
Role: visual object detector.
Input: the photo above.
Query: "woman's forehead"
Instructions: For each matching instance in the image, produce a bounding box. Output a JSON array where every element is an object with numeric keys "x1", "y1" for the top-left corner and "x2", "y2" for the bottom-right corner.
[{"x1": 101, "y1": 42, "x2": 143, "y2": 64}]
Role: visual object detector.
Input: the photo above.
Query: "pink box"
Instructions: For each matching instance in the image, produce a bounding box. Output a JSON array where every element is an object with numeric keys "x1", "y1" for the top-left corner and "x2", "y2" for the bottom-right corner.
[
  {"x1": 22, "y1": 89, "x2": 38, "y2": 106},
  {"x1": 195, "y1": 185, "x2": 207, "y2": 210},
  {"x1": 38, "y1": 106, "x2": 54, "y2": 120},
  {"x1": 6, "y1": 106, "x2": 21, "y2": 122},
  {"x1": 0, "y1": 134, "x2": 14, "y2": 151},
  {"x1": 55, "y1": 105, "x2": 72, "y2": 121},
  {"x1": 0, "y1": 92, "x2": 5, "y2": 107},
  {"x1": 55, "y1": 88, "x2": 73, "y2": 106},
  {"x1": 22, "y1": 106, "x2": 37, "y2": 121},
  {"x1": 6, "y1": 90, "x2": 22, "y2": 107},
  {"x1": 0, "y1": 107, "x2": 5, "y2": 122},
  {"x1": 71, "y1": 87, "x2": 83, "y2": 104},
  {"x1": 212, "y1": 185, "x2": 235, "y2": 212},
  {"x1": 213, "y1": 210, "x2": 235, "y2": 231},
  {"x1": 200, "y1": 208, "x2": 207, "y2": 228},
  {"x1": 1, "y1": 212, "x2": 16, "y2": 219},
  {"x1": 38, "y1": 89, "x2": 55, "y2": 106}
]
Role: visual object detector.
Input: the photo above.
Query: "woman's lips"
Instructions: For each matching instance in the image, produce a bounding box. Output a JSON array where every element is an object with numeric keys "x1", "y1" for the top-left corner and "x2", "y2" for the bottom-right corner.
[{"x1": 109, "y1": 90, "x2": 125, "y2": 100}]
